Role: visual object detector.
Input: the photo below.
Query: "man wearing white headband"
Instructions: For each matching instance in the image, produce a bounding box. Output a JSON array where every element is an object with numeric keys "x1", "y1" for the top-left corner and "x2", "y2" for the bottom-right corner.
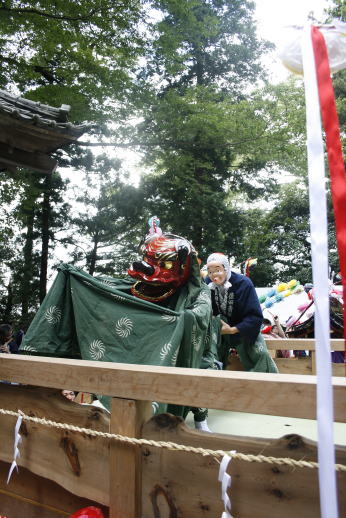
[{"x1": 206, "y1": 253, "x2": 278, "y2": 373}]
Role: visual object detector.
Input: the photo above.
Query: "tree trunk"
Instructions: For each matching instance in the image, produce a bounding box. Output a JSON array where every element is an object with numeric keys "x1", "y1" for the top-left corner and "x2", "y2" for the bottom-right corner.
[
  {"x1": 4, "y1": 280, "x2": 13, "y2": 323},
  {"x1": 88, "y1": 235, "x2": 99, "y2": 276},
  {"x1": 22, "y1": 208, "x2": 35, "y2": 318},
  {"x1": 192, "y1": 166, "x2": 205, "y2": 250},
  {"x1": 39, "y1": 175, "x2": 52, "y2": 303}
]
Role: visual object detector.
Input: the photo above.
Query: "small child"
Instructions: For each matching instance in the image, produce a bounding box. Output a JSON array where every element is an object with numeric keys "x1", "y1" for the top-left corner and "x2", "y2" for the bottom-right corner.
[
  {"x1": 0, "y1": 324, "x2": 16, "y2": 353},
  {"x1": 261, "y1": 315, "x2": 290, "y2": 358}
]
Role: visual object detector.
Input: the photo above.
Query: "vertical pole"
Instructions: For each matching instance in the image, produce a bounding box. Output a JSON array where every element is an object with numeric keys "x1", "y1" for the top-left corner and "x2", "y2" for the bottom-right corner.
[
  {"x1": 311, "y1": 351, "x2": 316, "y2": 375},
  {"x1": 109, "y1": 398, "x2": 152, "y2": 518},
  {"x1": 302, "y1": 25, "x2": 338, "y2": 518}
]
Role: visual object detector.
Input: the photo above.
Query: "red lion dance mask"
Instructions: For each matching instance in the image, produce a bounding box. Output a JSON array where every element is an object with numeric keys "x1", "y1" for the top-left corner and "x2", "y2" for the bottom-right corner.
[{"x1": 128, "y1": 216, "x2": 195, "y2": 302}]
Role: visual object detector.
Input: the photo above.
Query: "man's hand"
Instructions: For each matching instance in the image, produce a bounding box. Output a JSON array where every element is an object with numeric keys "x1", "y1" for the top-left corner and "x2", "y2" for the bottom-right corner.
[{"x1": 220, "y1": 320, "x2": 239, "y2": 335}]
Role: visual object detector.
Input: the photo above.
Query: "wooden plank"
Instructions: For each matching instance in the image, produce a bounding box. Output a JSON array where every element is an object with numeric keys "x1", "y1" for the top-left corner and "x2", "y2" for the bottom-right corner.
[
  {"x1": 273, "y1": 357, "x2": 312, "y2": 375},
  {"x1": 265, "y1": 338, "x2": 344, "y2": 351},
  {"x1": 109, "y1": 398, "x2": 151, "y2": 518},
  {"x1": 333, "y1": 363, "x2": 346, "y2": 376},
  {"x1": 227, "y1": 355, "x2": 314, "y2": 375},
  {"x1": 0, "y1": 384, "x2": 110, "y2": 505},
  {"x1": 311, "y1": 351, "x2": 316, "y2": 375},
  {"x1": 1, "y1": 354, "x2": 345, "y2": 421},
  {"x1": 230, "y1": 357, "x2": 345, "y2": 376},
  {"x1": 141, "y1": 414, "x2": 346, "y2": 518},
  {"x1": 0, "y1": 461, "x2": 109, "y2": 518}
]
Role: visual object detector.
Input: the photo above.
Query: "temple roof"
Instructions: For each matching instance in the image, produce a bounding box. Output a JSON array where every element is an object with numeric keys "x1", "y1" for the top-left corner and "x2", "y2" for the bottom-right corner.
[{"x1": 0, "y1": 90, "x2": 91, "y2": 174}]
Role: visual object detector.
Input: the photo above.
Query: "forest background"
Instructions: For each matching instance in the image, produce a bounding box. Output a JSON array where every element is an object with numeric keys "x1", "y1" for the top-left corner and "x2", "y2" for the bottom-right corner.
[{"x1": 0, "y1": 0, "x2": 344, "y2": 328}]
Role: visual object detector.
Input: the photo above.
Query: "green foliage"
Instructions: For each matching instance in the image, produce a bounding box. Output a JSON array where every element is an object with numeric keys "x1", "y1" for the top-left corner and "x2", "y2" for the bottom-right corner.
[
  {"x1": 325, "y1": 0, "x2": 345, "y2": 21},
  {"x1": 134, "y1": 0, "x2": 276, "y2": 254},
  {"x1": 0, "y1": 0, "x2": 343, "y2": 324},
  {"x1": 239, "y1": 182, "x2": 338, "y2": 286},
  {"x1": 0, "y1": 0, "x2": 143, "y2": 122},
  {"x1": 137, "y1": 77, "x2": 307, "y2": 254},
  {"x1": 145, "y1": 0, "x2": 271, "y2": 92},
  {"x1": 0, "y1": 0, "x2": 145, "y2": 321},
  {"x1": 0, "y1": 169, "x2": 72, "y2": 321},
  {"x1": 132, "y1": 0, "x2": 312, "y2": 263},
  {"x1": 66, "y1": 154, "x2": 144, "y2": 275}
]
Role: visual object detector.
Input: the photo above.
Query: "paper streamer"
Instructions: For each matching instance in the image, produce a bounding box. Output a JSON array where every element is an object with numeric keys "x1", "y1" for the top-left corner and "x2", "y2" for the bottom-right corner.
[
  {"x1": 7, "y1": 414, "x2": 22, "y2": 484},
  {"x1": 218, "y1": 452, "x2": 236, "y2": 518},
  {"x1": 311, "y1": 25, "x2": 346, "y2": 365},
  {"x1": 301, "y1": 26, "x2": 338, "y2": 518}
]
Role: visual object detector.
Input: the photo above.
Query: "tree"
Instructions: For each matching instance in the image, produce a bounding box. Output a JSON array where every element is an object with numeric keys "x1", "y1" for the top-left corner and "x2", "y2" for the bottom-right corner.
[
  {"x1": 137, "y1": 81, "x2": 307, "y2": 256},
  {"x1": 0, "y1": 0, "x2": 144, "y2": 124},
  {"x1": 0, "y1": 0, "x2": 147, "y2": 320},
  {"x1": 68, "y1": 154, "x2": 143, "y2": 275},
  {"x1": 0, "y1": 0, "x2": 327, "y2": 322},
  {"x1": 246, "y1": 183, "x2": 312, "y2": 285},
  {"x1": 1, "y1": 171, "x2": 42, "y2": 322},
  {"x1": 133, "y1": 1, "x2": 269, "y2": 250},
  {"x1": 143, "y1": 0, "x2": 271, "y2": 93},
  {"x1": 131, "y1": 0, "x2": 313, "y2": 261},
  {"x1": 0, "y1": 172, "x2": 18, "y2": 322},
  {"x1": 0, "y1": 168, "x2": 73, "y2": 322},
  {"x1": 238, "y1": 181, "x2": 338, "y2": 286},
  {"x1": 37, "y1": 172, "x2": 72, "y2": 301}
]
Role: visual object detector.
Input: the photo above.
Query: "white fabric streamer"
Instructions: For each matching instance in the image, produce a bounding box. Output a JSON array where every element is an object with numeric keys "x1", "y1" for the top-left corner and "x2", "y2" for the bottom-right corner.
[
  {"x1": 7, "y1": 414, "x2": 22, "y2": 484},
  {"x1": 301, "y1": 26, "x2": 338, "y2": 518},
  {"x1": 218, "y1": 452, "x2": 236, "y2": 518}
]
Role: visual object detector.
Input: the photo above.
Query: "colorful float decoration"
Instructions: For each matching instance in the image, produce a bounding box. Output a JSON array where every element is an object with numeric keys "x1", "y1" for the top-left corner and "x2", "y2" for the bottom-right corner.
[
  {"x1": 285, "y1": 284, "x2": 344, "y2": 340},
  {"x1": 259, "y1": 280, "x2": 344, "y2": 340},
  {"x1": 259, "y1": 279, "x2": 303, "y2": 309},
  {"x1": 243, "y1": 257, "x2": 257, "y2": 277}
]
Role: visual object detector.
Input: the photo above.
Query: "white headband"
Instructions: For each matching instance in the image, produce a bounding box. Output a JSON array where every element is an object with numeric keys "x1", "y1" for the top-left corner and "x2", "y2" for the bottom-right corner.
[{"x1": 206, "y1": 253, "x2": 231, "y2": 281}]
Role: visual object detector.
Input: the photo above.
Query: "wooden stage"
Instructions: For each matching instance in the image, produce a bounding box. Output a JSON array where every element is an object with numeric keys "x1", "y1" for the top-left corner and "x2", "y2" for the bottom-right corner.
[{"x1": 0, "y1": 339, "x2": 345, "y2": 517}]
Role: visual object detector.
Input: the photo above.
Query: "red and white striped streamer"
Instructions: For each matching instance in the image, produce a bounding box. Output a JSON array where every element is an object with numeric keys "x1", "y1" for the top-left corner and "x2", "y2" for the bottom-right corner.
[
  {"x1": 311, "y1": 25, "x2": 346, "y2": 362},
  {"x1": 301, "y1": 25, "x2": 341, "y2": 518}
]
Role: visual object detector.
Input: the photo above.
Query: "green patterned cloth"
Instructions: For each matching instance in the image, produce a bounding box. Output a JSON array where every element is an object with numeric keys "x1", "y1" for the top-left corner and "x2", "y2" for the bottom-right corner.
[
  {"x1": 217, "y1": 327, "x2": 278, "y2": 373},
  {"x1": 22, "y1": 259, "x2": 219, "y2": 416}
]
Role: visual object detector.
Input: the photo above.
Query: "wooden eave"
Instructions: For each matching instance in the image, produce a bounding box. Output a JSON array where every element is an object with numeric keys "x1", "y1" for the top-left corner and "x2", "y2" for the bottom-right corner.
[{"x1": 0, "y1": 90, "x2": 91, "y2": 174}]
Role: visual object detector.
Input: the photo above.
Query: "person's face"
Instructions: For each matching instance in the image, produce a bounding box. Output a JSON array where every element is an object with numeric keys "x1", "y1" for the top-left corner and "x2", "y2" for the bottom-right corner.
[
  {"x1": 1, "y1": 332, "x2": 12, "y2": 345},
  {"x1": 207, "y1": 261, "x2": 227, "y2": 285},
  {"x1": 62, "y1": 390, "x2": 75, "y2": 401}
]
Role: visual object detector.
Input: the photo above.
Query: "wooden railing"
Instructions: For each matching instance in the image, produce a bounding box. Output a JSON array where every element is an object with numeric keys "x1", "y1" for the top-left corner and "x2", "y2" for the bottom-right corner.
[
  {"x1": 0, "y1": 352, "x2": 345, "y2": 518},
  {"x1": 265, "y1": 337, "x2": 344, "y2": 351},
  {"x1": 227, "y1": 338, "x2": 346, "y2": 376},
  {"x1": 1, "y1": 352, "x2": 345, "y2": 420},
  {"x1": 267, "y1": 338, "x2": 345, "y2": 376}
]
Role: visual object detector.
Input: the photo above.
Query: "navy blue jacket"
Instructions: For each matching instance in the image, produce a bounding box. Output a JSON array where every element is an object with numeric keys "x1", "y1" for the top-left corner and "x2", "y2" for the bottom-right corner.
[{"x1": 209, "y1": 271, "x2": 263, "y2": 343}]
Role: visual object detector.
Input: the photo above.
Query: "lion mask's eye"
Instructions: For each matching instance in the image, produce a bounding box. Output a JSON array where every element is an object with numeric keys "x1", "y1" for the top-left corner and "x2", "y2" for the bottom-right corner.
[{"x1": 159, "y1": 261, "x2": 173, "y2": 269}]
